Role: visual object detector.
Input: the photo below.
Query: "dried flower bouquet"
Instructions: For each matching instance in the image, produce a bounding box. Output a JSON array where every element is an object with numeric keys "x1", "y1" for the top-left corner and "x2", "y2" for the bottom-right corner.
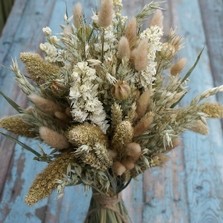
[{"x1": 1, "y1": 0, "x2": 223, "y2": 222}]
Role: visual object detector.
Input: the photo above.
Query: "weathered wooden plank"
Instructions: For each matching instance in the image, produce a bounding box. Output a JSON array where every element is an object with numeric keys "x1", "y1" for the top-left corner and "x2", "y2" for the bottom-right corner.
[
  {"x1": 198, "y1": 0, "x2": 223, "y2": 122},
  {"x1": 0, "y1": 2, "x2": 5, "y2": 33},
  {"x1": 171, "y1": 1, "x2": 223, "y2": 223},
  {"x1": 0, "y1": 0, "x2": 30, "y2": 196},
  {"x1": 0, "y1": 0, "x2": 57, "y2": 222},
  {"x1": 0, "y1": 141, "x2": 48, "y2": 223}
]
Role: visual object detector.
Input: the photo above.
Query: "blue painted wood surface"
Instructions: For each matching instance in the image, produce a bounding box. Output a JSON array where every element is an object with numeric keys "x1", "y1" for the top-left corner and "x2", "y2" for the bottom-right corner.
[{"x1": 0, "y1": 0, "x2": 223, "y2": 222}]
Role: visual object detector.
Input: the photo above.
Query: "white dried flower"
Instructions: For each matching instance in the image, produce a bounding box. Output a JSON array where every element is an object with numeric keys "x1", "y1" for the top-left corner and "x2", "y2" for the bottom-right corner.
[
  {"x1": 42, "y1": 27, "x2": 52, "y2": 35},
  {"x1": 49, "y1": 36, "x2": 60, "y2": 44},
  {"x1": 69, "y1": 62, "x2": 109, "y2": 132},
  {"x1": 40, "y1": 42, "x2": 57, "y2": 59},
  {"x1": 40, "y1": 42, "x2": 64, "y2": 63},
  {"x1": 137, "y1": 26, "x2": 163, "y2": 87}
]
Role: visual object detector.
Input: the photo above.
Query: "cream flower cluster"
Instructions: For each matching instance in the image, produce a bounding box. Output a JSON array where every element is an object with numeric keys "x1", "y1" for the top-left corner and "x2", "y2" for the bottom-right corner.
[
  {"x1": 69, "y1": 62, "x2": 108, "y2": 132},
  {"x1": 139, "y1": 26, "x2": 163, "y2": 88}
]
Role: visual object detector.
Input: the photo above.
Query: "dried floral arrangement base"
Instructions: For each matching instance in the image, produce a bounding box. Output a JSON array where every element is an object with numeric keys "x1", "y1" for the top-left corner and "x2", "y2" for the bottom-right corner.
[{"x1": 1, "y1": 0, "x2": 223, "y2": 222}]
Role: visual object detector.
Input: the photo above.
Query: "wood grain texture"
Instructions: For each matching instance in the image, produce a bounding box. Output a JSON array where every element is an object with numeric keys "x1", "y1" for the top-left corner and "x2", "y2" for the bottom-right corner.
[
  {"x1": 0, "y1": 0, "x2": 223, "y2": 222},
  {"x1": 0, "y1": 0, "x2": 57, "y2": 222},
  {"x1": 171, "y1": 0, "x2": 223, "y2": 223},
  {"x1": 0, "y1": 0, "x2": 28, "y2": 197}
]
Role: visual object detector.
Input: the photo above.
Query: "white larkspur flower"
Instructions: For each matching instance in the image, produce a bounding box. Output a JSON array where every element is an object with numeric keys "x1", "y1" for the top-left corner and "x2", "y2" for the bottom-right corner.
[
  {"x1": 139, "y1": 64, "x2": 157, "y2": 88},
  {"x1": 40, "y1": 42, "x2": 57, "y2": 57},
  {"x1": 40, "y1": 42, "x2": 64, "y2": 63},
  {"x1": 49, "y1": 36, "x2": 60, "y2": 44},
  {"x1": 42, "y1": 27, "x2": 52, "y2": 35},
  {"x1": 140, "y1": 26, "x2": 163, "y2": 60},
  {"x1": 69, "y1": 62, "x2": 109, "y2": 132}
]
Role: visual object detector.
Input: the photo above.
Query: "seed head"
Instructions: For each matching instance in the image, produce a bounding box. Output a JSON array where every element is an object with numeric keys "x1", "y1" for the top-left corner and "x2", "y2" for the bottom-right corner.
[
  {"x1": 0, "y1": 115, "x2": 36, "y2": 137},
  {"x1": 20, "y1": 52, "x2": 60, "y2": 84},
  {"x1": 112, "y1": 80, "x2": 131, "y2": 100},
  {"x1": 170, "y1": 58, "x2": 187, "y2": 76},
  {"x1": 28, "y1": 94, "x2": 62, "y2": 115},
  {"x1": 117, "y1": 36, "x2": 131, "y2": 60},
  {"x1": 150, "y1": 9, "x2": 163, "y2": 28},
  {"x1": 39, "y1": 126, "x2": 69, "y2": 150},
  {"x1": 73, "y1": 3, "x2": 83, "y2": 28},
  {"x1": 125, "y1": 17, "x2": 137, "y2": 48},
  {"x1": 98, "y1": 0, "x2": 113, "y2": 28},
  {"x1": 133, "y1": 39, "x2": 148, "y2": 71}
]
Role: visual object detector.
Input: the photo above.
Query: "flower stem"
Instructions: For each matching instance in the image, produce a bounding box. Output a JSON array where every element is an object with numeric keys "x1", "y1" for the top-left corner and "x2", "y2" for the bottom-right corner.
[{"x1": 101, "y1": 29, "x2": 105, "y2": 62}]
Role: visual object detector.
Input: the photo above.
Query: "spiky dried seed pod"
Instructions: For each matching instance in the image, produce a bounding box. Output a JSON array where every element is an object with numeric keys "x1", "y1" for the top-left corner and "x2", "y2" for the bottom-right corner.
[
  {"x1": 188, "y1": 120, "x2": 208, "y2": 135},
  {"x1": 133, "y1": 39, "x2": 148, "y2": 71},
  {"x1": 0, "y1": 115, "x2": 36, "y2": 137},
  {"x1": 20, "y1": 52, "x2": 60, "y2": 84},
  {"x1": 29, "y1": 94, "x2": 63, "y2": 115},
  {"x1": 125, "y1": 17, "x2": 137, "y2": 48},
  {"x1": 73, "y1": 3, "x2": 83, "y2": 28},
  {"x1": 169, "y1": 30, "x2": 183, "y2": 51},
  {"x1": 160, "y1": 43, "x2": 176, "y2": 60},
  {"x1": 112, "y1": 161, "x2": 126, "y2": 176},
  {"x1": 112, "y1": 80, "x2": 131, "y2": 100},
  {"x1": 136, "y1": 89, "x2": 151, "y2": 119},
  {"x1": 25, "y1": 153, "x2": 75, "y2": 205},
  {"x1": 117, "y1": 36, "x2": 131, "y2": 60},
  {"x1": 201, "y1": 103, "x2": 223, "y2": 118},
  {"x1": 98, "y1": 0, "x2": 113, "y2": 28},
  {"x1": 67, "y1": 123, "x2": 108, "y2": 147},
  {"x1": 112, "y1": 121, "x2": 133, "y2": 155},
  {"x1": 150, "y1": 9, "x2": 163, "y2": 28},
  {"x1": 134, "y1": 112, "x2": 154, "y2": 137},
  {"x1": 170, "y1": 58, "x2": 187, "y2": 76},
  {"x1": 39, "y1": 127, "x2": 69, "y2": 150},
  {"x1": 126, "y1": 142, "x2": 141, "y2": 161},
  {"x1": 171, "y1": 37, "x2": 183, "y2": 51}
]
